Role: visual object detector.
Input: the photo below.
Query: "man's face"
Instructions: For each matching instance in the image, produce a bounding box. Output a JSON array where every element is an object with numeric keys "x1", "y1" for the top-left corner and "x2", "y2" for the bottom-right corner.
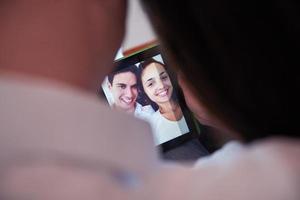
[{"x1": 109, "y1": 72, "x2": 138, "y2": 113}]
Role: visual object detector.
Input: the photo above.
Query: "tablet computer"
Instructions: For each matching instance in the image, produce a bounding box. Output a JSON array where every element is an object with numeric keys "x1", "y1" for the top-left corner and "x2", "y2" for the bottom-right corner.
[{"x1": 100, "y1": 45, "x2": 202, "y2": 151}]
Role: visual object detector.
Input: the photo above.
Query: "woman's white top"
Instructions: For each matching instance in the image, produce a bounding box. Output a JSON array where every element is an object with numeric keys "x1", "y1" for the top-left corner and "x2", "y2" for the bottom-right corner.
[{"x1": 150, "y1": 110, "x2": 189, "y2": 145}]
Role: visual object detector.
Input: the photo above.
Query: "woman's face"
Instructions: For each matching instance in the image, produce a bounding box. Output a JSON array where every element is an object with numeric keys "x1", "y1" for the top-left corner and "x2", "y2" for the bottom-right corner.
[{"x1": 141, "y1": 62, "x2": 173, "y2": 104}]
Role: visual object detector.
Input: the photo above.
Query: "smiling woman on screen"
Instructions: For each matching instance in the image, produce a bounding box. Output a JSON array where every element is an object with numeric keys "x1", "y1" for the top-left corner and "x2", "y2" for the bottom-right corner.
[{"x1": 138, "y1": 58, "x2": 189, "y2": 144}]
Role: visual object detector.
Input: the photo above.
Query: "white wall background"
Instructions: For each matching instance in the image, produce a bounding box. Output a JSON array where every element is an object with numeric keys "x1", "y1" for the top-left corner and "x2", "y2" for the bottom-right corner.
[{"x1": 122, "y1": 0, "x2": 156, "y2": 51}]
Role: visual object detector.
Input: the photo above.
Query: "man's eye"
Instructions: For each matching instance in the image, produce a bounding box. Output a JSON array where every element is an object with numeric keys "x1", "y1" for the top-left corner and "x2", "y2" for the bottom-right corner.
[{"x1": 119, "y1": 85, "x2": 126, "y2": 89}]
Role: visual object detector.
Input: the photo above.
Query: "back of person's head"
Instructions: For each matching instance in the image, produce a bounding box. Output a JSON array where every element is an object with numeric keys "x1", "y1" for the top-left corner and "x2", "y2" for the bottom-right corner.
[
  {"x1": 0, "y1": 0, "x2": 127, "y2": 91},
  {"x1": 141, "y1": 0, "x2": 300, "y2": 142}
]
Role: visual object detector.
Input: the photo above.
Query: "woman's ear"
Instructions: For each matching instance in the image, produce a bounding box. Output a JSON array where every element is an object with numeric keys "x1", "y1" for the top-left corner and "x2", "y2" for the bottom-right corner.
[
  {"x1": 178, "y1": 73, "x2": 242, "y2": 141},
  {"x1": 178, "y1": 73, "x2": 219, "y2": 128}
]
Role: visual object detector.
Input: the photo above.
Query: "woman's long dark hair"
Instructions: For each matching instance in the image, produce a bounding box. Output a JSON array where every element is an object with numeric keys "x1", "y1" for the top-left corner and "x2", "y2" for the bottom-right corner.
[{"x1": 141, "y1": 0, "x2": 300, "y2": 142}]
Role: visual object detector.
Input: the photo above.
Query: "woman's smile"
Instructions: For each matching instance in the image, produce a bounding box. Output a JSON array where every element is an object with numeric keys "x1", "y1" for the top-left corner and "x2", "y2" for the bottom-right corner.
[{"x1": 155, "y1": 87, "x2": 169, "y2": 97}]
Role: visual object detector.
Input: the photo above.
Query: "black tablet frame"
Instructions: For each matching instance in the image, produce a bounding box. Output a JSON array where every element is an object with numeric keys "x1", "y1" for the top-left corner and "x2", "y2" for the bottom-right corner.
[{"x1": 101, "y1": 45, "x2": 204, "y2": 152}]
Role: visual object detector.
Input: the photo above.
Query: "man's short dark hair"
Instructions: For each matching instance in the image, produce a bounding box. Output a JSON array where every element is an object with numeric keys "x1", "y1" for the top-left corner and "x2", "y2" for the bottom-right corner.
[{"x1": 108, "y1": 65, "x2": 138, "y2": 85}]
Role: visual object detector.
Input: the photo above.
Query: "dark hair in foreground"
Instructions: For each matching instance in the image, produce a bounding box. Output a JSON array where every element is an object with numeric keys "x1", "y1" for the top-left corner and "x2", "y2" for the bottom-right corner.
[{"x1": 141, "y1": 0, "x2": 300, "y2": 142}]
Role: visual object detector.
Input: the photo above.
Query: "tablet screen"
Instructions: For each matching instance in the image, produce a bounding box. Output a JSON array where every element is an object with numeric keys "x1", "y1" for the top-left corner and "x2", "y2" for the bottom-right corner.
[{"x1": 101, "y1": 47, "x2": 192, "y2": 145}]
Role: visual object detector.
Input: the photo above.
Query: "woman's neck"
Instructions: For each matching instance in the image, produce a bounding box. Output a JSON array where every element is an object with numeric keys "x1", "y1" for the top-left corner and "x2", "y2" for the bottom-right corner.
[{"x1": 158, "y1": 100, "x2": 183, "y2": 121}]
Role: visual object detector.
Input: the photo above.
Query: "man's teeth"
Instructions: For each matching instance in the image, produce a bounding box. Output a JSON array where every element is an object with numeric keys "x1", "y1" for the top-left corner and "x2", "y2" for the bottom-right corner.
[{"x1": 122, "y1": 98, "x2": 132, "y2": 104}]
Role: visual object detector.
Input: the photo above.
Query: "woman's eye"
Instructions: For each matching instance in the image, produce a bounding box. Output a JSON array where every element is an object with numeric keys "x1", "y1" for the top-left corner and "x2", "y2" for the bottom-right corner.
[
  {"x1": 146, "y1": 81, "x2": 155, "y2": 88},
  {"x1": 147, "y1": 83, "x2": 153, "y2": 87},
  {"x1": 161, "y1": 75, "x2": 168, "y2": 81}
]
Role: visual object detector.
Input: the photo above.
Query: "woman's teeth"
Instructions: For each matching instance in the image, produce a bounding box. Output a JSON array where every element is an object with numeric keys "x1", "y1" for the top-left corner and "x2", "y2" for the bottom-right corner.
[{"x1": 157, "y1": 89, "x2": 168, "y2": 97}]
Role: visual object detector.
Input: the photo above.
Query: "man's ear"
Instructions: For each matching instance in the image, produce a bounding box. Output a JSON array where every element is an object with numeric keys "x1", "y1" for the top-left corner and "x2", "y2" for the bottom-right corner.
[{"x1": 107, "y1": 82, "x2": 112, "y2": 90}]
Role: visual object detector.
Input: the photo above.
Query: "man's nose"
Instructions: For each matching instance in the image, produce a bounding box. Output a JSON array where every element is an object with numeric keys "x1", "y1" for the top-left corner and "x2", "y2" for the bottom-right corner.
[{"x1": 124, "y1": 87, "x2": 133, "y2": 98}]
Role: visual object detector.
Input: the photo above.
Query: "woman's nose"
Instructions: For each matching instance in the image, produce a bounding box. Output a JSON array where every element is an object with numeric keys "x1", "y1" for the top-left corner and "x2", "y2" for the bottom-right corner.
[{"x1": 156, "y1": 79, "x2": 164, "y2": 90}]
